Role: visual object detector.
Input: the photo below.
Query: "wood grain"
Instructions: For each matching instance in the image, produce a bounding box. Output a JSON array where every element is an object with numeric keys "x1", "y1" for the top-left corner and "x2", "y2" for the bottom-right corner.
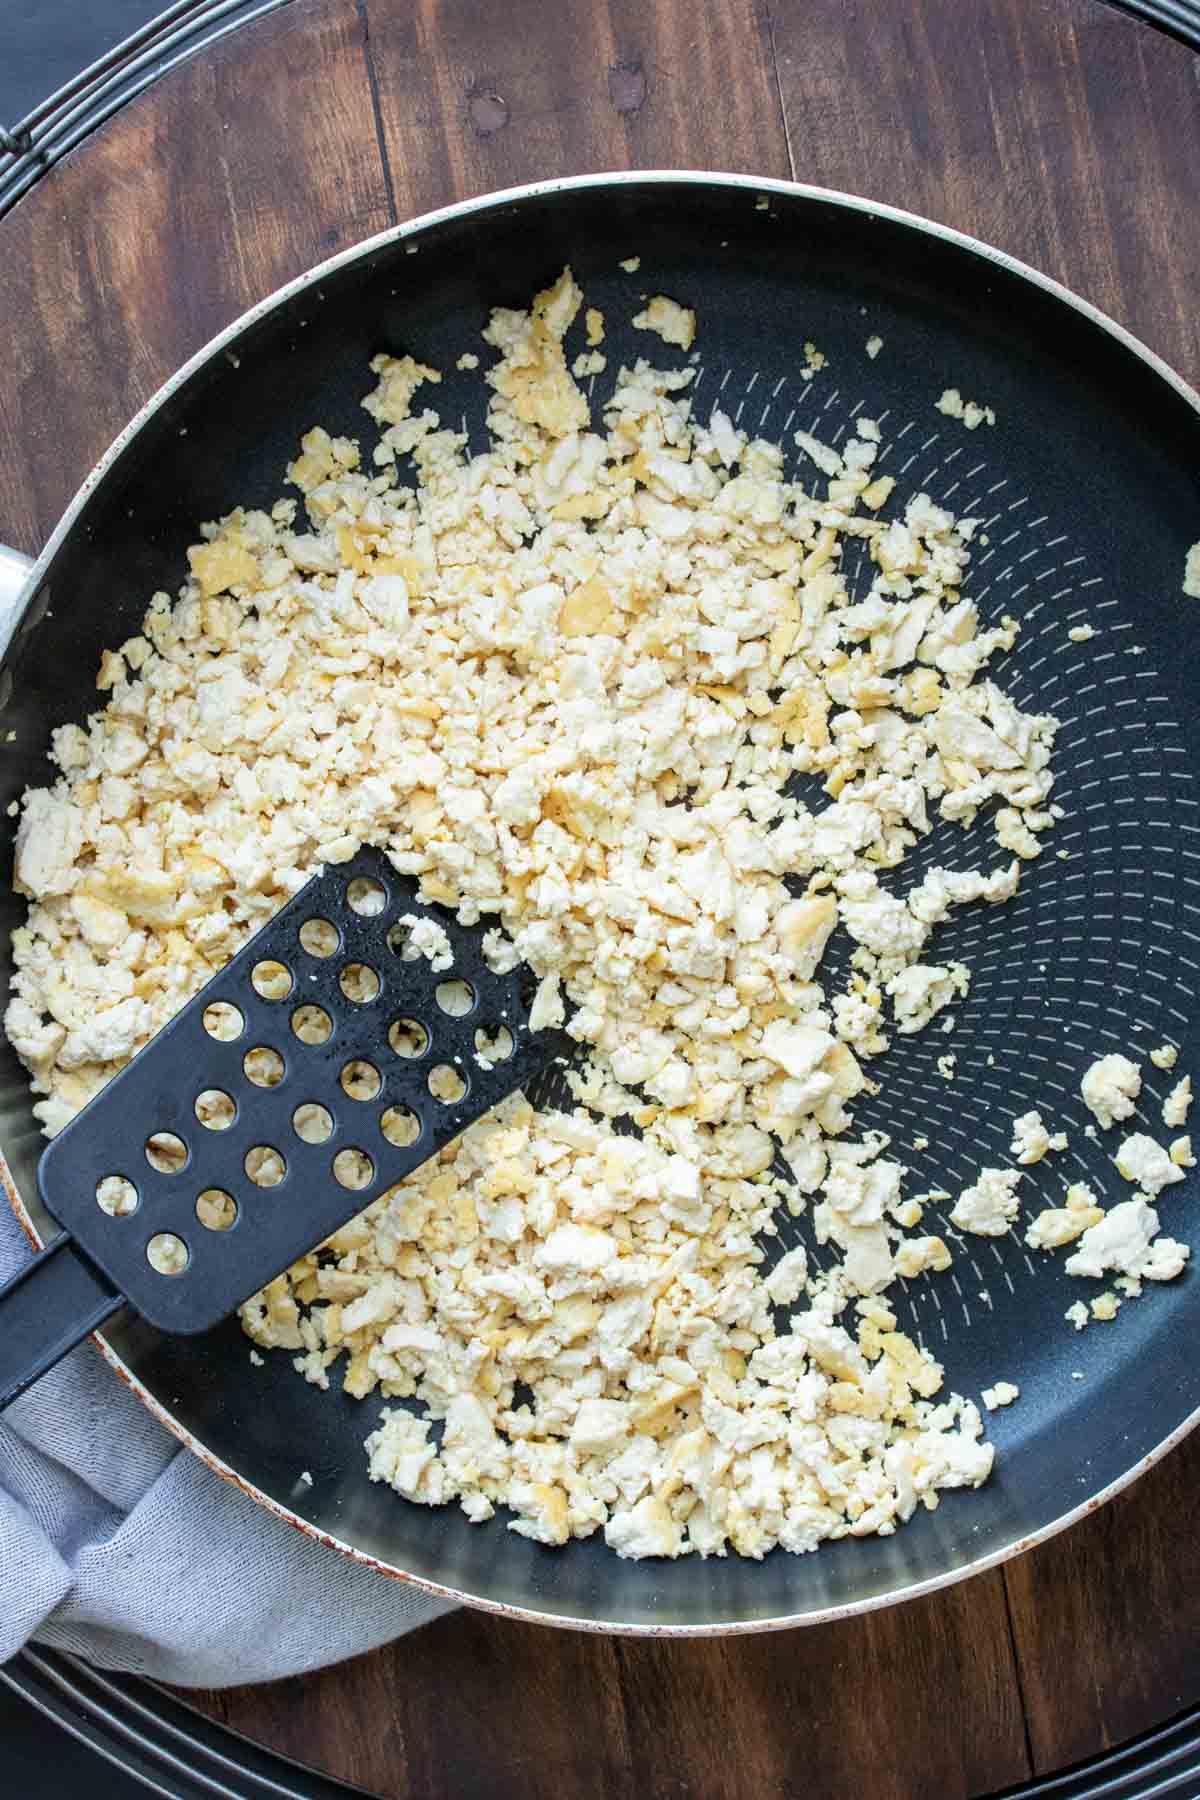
[
  {"x1": 769, "y1": 0, "x2": 1200, "y2": 381},
  {"x1": 1, "y1": 0, "x2": 1198, "y2": 1791},
  {"x1": 1005, "y1": 1423, "x2": 1200, "y2": 1772},
  {"x1": 0, "y1": 0, "x2": 392, "y2": 556},
  {"x1": 195, "y1": 1575, "x2": 1030, "y2": 1800},
  {"x1": 361, "y1": 0, "x2": 792, "y2": 220}
]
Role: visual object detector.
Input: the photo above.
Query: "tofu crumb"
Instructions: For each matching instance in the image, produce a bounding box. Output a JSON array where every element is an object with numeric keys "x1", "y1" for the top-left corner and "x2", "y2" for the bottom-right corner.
[
  {"x1": 1184, "y1": 541, "x2": 1200, "y2": 597},
  {"x1": 865, "y1": 334, "x2": 884, "y2": 360},
  {"x1": 632, "y1": 295, "x2": 696, "y2": 352},
  {"x1": 800, "y1": 341, "x2": 827, "y2": 380},
  {"x1": 1067, "y1": 624, "x2": 1095, "y2": 643},
  {"x1": 1080, "y1": 1053, "x2": 1141, "y2": 1130},
  {"x1": 1163, "y1": 1075, "x2": 1192, "y2": 1129},
  {"x1": 981, "y1": 1381, "x2": 1019, "y2": 1411},
  {"x1": 3, "y1": 261, "x2": 1127, "y2": 1564},
  {"x1": 456, "y1": 353, "x2": 479, "y2": 371},
  {"x1": 1150, "y1": 1044, "x2": 1178, "y2": 1071},
  {"x1": 936, "y1": 388, "x2": 996, "y2": 430},
  {"x1": 619, "y1": 256, "x2": 641, "y2": 272}
]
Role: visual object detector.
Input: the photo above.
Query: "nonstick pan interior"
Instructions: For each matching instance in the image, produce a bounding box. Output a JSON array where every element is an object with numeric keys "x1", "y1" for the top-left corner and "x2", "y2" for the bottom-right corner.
[{"x1": 2, "y1": 176, "x2": 1198, "y2": 1630}]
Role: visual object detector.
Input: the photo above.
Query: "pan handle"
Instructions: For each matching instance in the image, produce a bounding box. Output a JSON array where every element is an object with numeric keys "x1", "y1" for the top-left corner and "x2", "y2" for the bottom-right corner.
[
  {"x1": 0, "y1": 541, "x2": 33, "y2": 662},
  {"x1": 0, "y1": 1231, "x2": 122, "y2": 1409}
]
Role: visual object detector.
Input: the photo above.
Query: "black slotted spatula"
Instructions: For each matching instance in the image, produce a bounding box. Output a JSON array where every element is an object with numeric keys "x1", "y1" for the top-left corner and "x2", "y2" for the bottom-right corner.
[{"x1": 0, "y1": 849, "x2": 565, "y2": 1408}]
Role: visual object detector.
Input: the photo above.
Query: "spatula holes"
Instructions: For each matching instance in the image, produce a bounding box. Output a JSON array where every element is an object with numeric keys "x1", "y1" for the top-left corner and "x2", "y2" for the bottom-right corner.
[
  {"x1": 293, "y1": 1102, "x2": 333, "y2": 1144},
  {"x1": 474, "y1": 1023, "x2": 514, "y2": 1067},
  {"x1": 244, "y1": 1045, "x2": 285, "y2": 1087},
  {"x1": 291, "y1": 1004, "x2": 332, "y2": 1046},
  {"x1": 147, "y1": 1232, "x2": 189, "y2": 1275},
  {"x1": 386, "y1": 920, "x2": 415, "y2": 958},
  {"x1": 96, "y1": 1174, "x2": 138, "y2": 1217},
  {"x1": 245, "y1": 1145, "x2": 286, "y2": 1188},
  {"x1": 196, "y1": 1189, "x2": 237, "y2": 1232},
  {"x1": 333, "y1": 1147, "x2": 374, "y2": 1190},
  {"x1": 428, "y1": 1064, "x2": 467, "y2": 1104},
  {"x1": 299, "y1": 917, "x2": 339, "y2": 957},
  {"x1": 339, "y1": 962, "x2": 380, "y2": 1004},
  {"x1": 388, "y1": 1017, "x2": 428, "y2": 1059},
  {"x1": 340, "y1": 1059, "x2": 381, "y2": 1101},
  {"x1": 347, "y1": 876, "x2": 386, "y2": 916},
  {"x1": 435, "y1": 978, "x2": 475, "y2": 1017},
  {"x1": 145, "y1": 1131, "x2": 187, "y2": 1174},
  {"x1": 251, "y1": 959, "x2": 293, "y2": 1001},
  {"x1": 195, "y1": 1088, "x2": 236, "y2": 1130},
  {"x1": 380, "y1": 1105, "x2": 421, "y2": 1147},
  {"x1": 202, "y1": 1001, "x2": 243, "y2": 1042}
]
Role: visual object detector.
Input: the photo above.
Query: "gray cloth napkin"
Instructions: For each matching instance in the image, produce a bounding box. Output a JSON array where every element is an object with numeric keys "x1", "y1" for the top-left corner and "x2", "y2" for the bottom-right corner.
[{"x1": 0, "y1": 1204, "x2": 455, "y2": 1685}]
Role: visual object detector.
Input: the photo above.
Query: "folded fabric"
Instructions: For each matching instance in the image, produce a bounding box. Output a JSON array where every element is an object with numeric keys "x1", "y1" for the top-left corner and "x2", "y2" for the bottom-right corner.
[{"x1": 0, "y1": 1203, "x2": 454, "y2": 1685}]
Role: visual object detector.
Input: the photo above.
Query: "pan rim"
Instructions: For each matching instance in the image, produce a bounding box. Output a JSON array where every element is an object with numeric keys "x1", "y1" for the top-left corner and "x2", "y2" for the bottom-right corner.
[{"x1": 3, "y1": 168, "x2": 1199, "y2": 1635}]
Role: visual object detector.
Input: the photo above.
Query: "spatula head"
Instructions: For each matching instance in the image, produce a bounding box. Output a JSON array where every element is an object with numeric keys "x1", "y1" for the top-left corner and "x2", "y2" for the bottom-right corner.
[{"x1": 37, "y1": 850, "x2": 561, "y2": 1334}]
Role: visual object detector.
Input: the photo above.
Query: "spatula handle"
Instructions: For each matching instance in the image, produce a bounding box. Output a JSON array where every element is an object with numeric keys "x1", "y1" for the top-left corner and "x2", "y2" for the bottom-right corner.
[{"x1": 0, "y1": 1231, "x2": 122, "y2": 1409}]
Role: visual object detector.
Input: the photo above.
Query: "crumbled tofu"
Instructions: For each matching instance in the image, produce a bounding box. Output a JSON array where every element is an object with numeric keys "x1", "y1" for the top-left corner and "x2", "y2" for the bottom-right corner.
[
  {"x1": 1150, "y1": 1044, "x2": 1178, "y2": 1071},
  {"x1": 6, "y1": 264, "x2": 1087, "y2": 1562},
  {"x1": 894, "y1": 1235, "x2": 952, "y2": 1278},
  {"x1": 1171, "y1": 1135, "x2": 1195, "y2": 1168},
  {"x1": 887, "y1": 963, "x2": 968, "y2": 1034},
  {"x1": 800, "y1": 341, "x2": 826, "y2": 380},
  {"x1": 1065, "y1": 1301, "x2": 1090, "y2": 1331},
  {"x1": 1113, "y1": 1132, "x2": 1185, "y2": 1198},
  {"x1": 1184, "y1": 541, "x2": 1200, "y2": 598},
  {"x1": 1065, "y1": 1197, "x2": 1188, "y2": 1283},
  {"x1": 1025, "y1": 1183, "x2": 1104, "y2": 1250},
  {"x1": 951, "y1": 1168, "x2": 1022, "y2": 1237},
  {"x1": 1090, "y1": 1292, "x2": 1120, "y2": 1322},
  {"x1": 981, "y1": 1381, "x2": 1019, "y2": 1411},
  {"x1": 1080, "y1": 1054, "x2": 1141, "y2": 1130},
  {"x1": 1009, "y1": 1110, "x2": 1067, "y2": 1166},
  {"x1": 1067, "y1": 624, "x2": 1095, "y2": 643},
  {"x1": 394, "y1": 914, "x2": 454, "y2": 972},
  {"x1": 936, "y1": 388, "x2": 995, "y2": 429},
  {"x1": 632, "y1": 296, "x2": 695, "y2": 351},
  {"x1": 865, "y1": 334, "x2": 883, "y2": 360},
  {"x1": 1163, "y1": 1076, "x2": 1192, "y2": 1129},
  {"x1": 619, "y1": 256, "x2": 641, "y2": 273}
]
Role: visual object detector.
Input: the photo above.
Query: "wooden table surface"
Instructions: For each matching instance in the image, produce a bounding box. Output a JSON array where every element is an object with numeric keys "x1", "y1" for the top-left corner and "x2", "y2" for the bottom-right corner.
[{"x1": 2, "y1": 0, "x2": 1199, "y2": 1793}]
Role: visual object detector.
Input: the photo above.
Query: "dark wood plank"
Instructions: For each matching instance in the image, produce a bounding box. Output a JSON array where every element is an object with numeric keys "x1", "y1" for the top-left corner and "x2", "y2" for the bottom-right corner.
[
  {"x1": 190, "y1": 1575, "x2": 1029, "y2": 1800},
  {"x1": 769, "y1": 0, "x2": 1200, "y2": 383},
  {"x1": 0, "y1": 0, "x2": 392, "y2": 556},
  {"x1": 361, "y1": 0, "x2": 793, "y2": 221},
  {"x1": 1005, "y1": 1427, "x2": 1200, "y2": 1773}
]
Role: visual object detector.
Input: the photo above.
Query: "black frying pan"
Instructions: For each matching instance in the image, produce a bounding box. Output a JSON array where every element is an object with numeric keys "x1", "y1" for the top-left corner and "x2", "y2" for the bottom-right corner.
[{"x1": 2, "y1": 174, "x2": 1198, "y2": 1633}]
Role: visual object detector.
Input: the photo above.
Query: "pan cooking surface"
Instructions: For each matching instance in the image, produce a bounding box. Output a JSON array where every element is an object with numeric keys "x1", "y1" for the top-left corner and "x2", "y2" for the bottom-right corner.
[{"x1": 1, "y1": 177, "x2": 1197, "y2": 1628}]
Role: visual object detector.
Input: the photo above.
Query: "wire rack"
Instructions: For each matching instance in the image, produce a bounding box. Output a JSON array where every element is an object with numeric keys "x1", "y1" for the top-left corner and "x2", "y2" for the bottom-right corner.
[
  {"x1": 1109, "y1": 0, "x2": 1200, "y2": 44},
  {"x1": 4, "y1": 1644, "x2": 1200, "y2": 1800},
  {"x1": 0, "y1": 0, "x2": 294, "y2": 217}
]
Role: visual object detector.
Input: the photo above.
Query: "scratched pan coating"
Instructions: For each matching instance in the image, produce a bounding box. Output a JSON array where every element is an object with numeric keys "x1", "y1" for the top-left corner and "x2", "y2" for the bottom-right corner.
[{"x1": 1, "y1": 175, "x2": 1198, "y2": 1633}]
